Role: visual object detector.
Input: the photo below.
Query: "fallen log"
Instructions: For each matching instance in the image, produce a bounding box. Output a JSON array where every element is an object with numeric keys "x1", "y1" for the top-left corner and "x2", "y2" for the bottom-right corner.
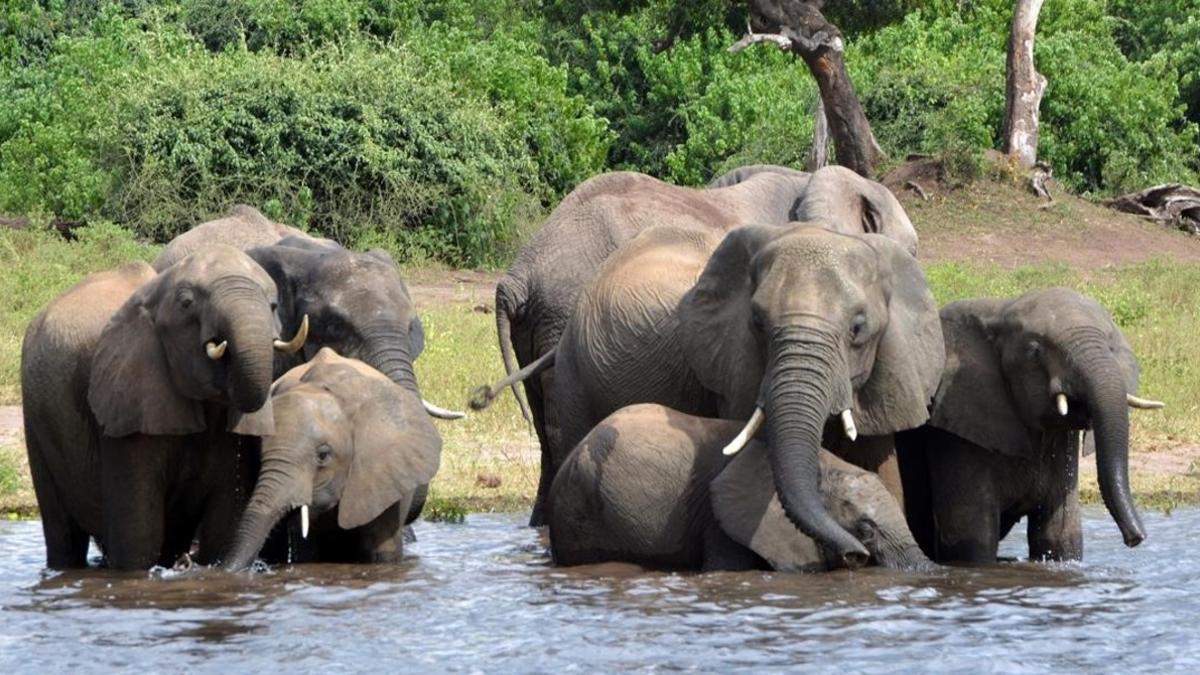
[{"x1": 1106, "y1": 184, "x2": 1200, "y2": 235}]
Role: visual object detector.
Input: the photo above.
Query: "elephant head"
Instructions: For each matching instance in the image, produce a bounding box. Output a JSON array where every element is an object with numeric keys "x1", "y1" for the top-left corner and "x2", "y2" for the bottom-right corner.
[
  {"x1": 794, "y1": 166, "x2": 919, "y2": 258},
  {"x1": 929, "y1": 287, "x2": 1158, "y2": 548},
  {"x1": 223, "y1": 348, "x2": 441, "y2": 571},
  {"x1": 87, "y1": 245, "x2": 308, "y2": 437},
  {"x1": 679, "y1": 224, "x2": 944, "y2": 565},
  {"x1": 712, "y1": 444, "x2": 931, "y2": 571},
  {"x1": 249, "y1": 241, "x2": 462, "y2": 418}
]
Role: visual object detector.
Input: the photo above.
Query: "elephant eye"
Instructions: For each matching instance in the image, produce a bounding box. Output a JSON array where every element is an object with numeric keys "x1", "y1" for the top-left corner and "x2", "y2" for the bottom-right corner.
[
  {"x1": 749, "y1": 307, "x2": 767, "y2": 333},
  {"x1": 1027, "y1": 340, "x2": 1042, "y2": 360},
  {"x1": 850, "y1": 314, "x2": 868, "y2": 345},
  {"x1": 316, "y1": 444, "x2": 333, "y2": 465},
  {"x1": 177, "y1": 288, "x2": 195, "y2": 310}
]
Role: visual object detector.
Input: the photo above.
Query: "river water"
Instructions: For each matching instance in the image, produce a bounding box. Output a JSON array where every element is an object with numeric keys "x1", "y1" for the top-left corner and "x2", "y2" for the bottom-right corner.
[{"x1": 0, "y1": 507, "x2": 1197, "y2": 672}]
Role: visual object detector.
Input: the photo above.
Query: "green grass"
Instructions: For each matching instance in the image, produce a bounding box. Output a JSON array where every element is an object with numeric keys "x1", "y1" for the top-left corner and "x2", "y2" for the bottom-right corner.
[{"x1": 0, "y1": 223, "x2": 159, "y2": 404}]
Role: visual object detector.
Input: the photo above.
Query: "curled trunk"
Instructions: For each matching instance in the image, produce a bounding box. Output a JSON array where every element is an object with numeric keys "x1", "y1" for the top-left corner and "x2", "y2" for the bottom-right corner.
[
  {"x1": 1067, "y1": 331, "x2": 1146, "y2": 547},
  {"x1": 765, "y1": 327, "x2": 869, "y2": 566},
  {"x1": 216, "y1": 284, "x2": 277, "y2": 413},
  {"x1": 362, "y1": 324, "x2": 419, "y2": 394}
]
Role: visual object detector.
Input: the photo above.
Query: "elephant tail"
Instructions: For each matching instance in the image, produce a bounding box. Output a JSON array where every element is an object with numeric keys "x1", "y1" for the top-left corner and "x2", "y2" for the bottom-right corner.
[
  {"x1": 495, "y1": 299, "x2": 534, "y2": 423},
  {"x1": 471, "y1": 346, "x2": 556, "y2": 413}
]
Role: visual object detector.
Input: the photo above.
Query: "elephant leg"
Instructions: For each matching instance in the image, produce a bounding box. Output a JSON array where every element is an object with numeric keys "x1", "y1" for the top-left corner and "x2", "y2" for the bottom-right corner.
[
  {"x1": 360, "y1": 501, "x2": 408, "y2": 564},
  {"x1": 896, "y1": 433, "x2": 936, "y2": 560},
  {"x1": 26, "y1": 438, "x2": 89, "y2": 568},
  {"x1": 100, "y1": 437, "x2": 166, "y2": 570},
  {"x1": 928, "y1": 449, "x2": 1001, "y2": 563},
  {"x1": 1027, "y1": 433, "x2": 1083, "y2": 561},
  {"x1": 528, "y1": 367, "x2": 559, "y2": 527},
  {"x1": 195, "y1": 440, "x2": 256, "y2": 565}
]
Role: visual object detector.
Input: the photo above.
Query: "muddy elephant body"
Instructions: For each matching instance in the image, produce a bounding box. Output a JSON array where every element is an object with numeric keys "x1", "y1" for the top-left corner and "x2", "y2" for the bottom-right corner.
[
  {"x1": 896, "y1": 288, "x2": 1155, "y2": 563},
  {"x1": 552, "y1": 224, "x2": 943, "y2": 562},
  {"x1": 223, "y1": 349, "x2": 441, "y2": 570},
  {"x1": 22, "y1": 247, "x2": 294, "y2": 569},
  {"x1": 549, "y1": 404, "x2": 930, "y2": 571},
  {"x1": 152, "y1": 204, "x2": 333, "y2": 272},
  {"x1": 493, "y1": 166, "x2": 918, "y2": 525}
]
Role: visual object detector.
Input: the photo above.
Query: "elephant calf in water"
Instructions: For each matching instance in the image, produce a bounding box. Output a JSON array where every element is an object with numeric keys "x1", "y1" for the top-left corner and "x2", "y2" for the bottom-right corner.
[
  {"x1": 548, "y1": 404, "x2": 931, "y2": 572},
  {"x1": 223, "y1": 348, "x2": 441, "y2": 570}
]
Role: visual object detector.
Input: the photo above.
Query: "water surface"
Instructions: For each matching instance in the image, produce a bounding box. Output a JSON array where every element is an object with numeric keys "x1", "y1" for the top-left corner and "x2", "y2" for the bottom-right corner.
[{"x1": 1, "y1": 508, "x2": 1197, "y2": 672}]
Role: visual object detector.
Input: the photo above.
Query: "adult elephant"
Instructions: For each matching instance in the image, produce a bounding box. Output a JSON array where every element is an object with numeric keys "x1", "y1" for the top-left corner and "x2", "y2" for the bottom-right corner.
[
  {"x1": 152, "y1": 204, "x2": 333, "y2": 272},
  {"x1": 541, "y1": 224, "x2": 944, "y2": 562},
  {"x1": 223, "y1": 349, "x2": 441, "y2": 570},
  {"x1": 21, "y1": 246, "x2": 308, "y2": 569},
  {"x1": 549, "y1": 404, "x2": 931, "y2": 572},
  {"x1": 706, "y1": 163, "x2": 810, "y2": 188},
  {"x1": 896, "y1": 288, "x2": 1162, "y2": 563},
  {"x1": 484, "y1": 166, "x2": 918, "y2": 520},
  {"x1": 246, "y1": 238, "x2": 463, "y2": 420}
]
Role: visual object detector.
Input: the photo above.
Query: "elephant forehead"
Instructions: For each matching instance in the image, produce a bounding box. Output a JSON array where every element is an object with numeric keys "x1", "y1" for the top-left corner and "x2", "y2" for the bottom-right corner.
[
  {"x1": 171, "y1": 245, "x2": 277, "y2": 292},
  {"x1": 1007, "y1": 288, "x2": 1114, "y2": 336},
  {"x1": 271, "y1": 388, "x2": 349, "y2": 435}
]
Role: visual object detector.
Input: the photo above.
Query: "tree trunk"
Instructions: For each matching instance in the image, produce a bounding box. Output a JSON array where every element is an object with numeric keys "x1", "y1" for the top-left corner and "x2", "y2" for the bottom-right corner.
[
  {"x1": 1001, "y1": 0, "x2": 1047, "y2": 169},
  {"x1": 806, "y1": 97, "x2": 831, "y2": 171},
  {"x1": 742, "y1": 0, "x2": 885, "y2": 177}
]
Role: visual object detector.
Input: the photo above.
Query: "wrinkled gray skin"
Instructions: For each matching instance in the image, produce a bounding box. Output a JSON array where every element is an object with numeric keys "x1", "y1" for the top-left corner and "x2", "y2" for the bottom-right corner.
[
  {"x1": 22, "y1": 247, "x2": 283, "y2": 569},
  {"x1": 492, "y1": 165, "x2": 917, "y2": 525},
  {"x1": 554, "y1": 224, "x2": 944, "y2": 565},
  {"x1": 152, "y1": 204, "x2": 335, "y2": 272},
  {"x1": 707, "y1": 164, "x2": 811, "y2": 188},
  {"x1": 897, "y1": 288, "x2": 1151, "y2": 563},
  {"x1": 549, "y1": 404, "x2": 931, "y2": 572},
  {"x1": 224, "y1": 349, "x2": 441, "y2": 570}
]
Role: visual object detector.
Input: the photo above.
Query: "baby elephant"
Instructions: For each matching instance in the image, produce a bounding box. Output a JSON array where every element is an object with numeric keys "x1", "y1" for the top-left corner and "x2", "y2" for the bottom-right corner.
[
  {"x1": 549, "y1": 404, "x2": 930, "y2": 572},
  {"x1": 223, "y1": 348, "x2": 441, "y2": 570}
]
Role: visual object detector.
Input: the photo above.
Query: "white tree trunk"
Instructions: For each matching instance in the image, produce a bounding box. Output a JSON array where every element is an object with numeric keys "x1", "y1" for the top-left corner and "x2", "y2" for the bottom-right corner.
[{"x1": 1002, "y1": 0, "x2": 1047, "y2": 169}]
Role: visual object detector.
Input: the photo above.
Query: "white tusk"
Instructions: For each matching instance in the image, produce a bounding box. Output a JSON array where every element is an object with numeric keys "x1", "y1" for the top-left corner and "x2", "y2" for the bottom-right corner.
[
  {"x1": 1127, "y1": 393, "x2": 1165, "y2": 410},
  {"x1": 205, "y1": 340, "x2": 227, "y2": 360},
  {"x1": 1056, "y1": 393, "x2": 1069, "y2": 416},
  {"x1": 722, "y1": 407, "x2": 765, "y2": 456},
  {"x1": 274, "y1": 314, "x2": 309, "y2": 354},
  {"x1": 423, "y1": 399, "x2": 466, "y2": 420},
  {"x1": 300, "y1": 505, "x2": 309, "y2": 540},
  {"x1": 840, "y1": 409, "x2": 857, "y2": 442}
]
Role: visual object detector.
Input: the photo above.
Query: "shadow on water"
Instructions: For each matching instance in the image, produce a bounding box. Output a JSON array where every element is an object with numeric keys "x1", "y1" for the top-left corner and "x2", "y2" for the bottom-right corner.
[{"x1": 0, "y1": 508, "x2": 1193, "y2": 671}]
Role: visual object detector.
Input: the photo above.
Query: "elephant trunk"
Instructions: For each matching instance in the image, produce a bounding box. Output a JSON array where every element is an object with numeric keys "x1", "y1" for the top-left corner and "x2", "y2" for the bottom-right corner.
[
  {"x1": 765, "y1": 326, "x2": 869, "y2": 567},
  {"x1": 223, "y1": 453, "x2": 309, "y2": 572},
  {"x1": 214, "y1": 278, "x2": 277, "y2": 413},
  {"x1": 1068, "y1": 332, "x2": 1146, "y2": 547},
  {"x1": 362, "y1": 323, "x2": 419, "y2": 395}
]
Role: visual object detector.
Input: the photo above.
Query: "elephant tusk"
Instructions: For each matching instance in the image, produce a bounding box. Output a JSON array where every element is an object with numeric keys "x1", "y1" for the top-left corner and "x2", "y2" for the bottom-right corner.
[
  {"x1": 1127, "y1": 393, "x2": 1165, "y2": 410},
  {"x1": 1056, "y1": 393, "x2": 1069, "y2": 416},
  {"x1": 841, "y1": 409, "x2": 857, "y2": 442},
  {"x1": 300, "y1": 504, "x2": 309, "y2": 540},
  {"x1": 274, "y1": 314, "x2": 309, "y2": 354},
  {"x1": 722, "y1": 407, "x2": 765, "y2": 456},
  {"x1": 205, "y1": 340, "x2": 228, "y2": 360},
  {"x1": 422, "y1": 399, "x2": 466, "y2": 420}
]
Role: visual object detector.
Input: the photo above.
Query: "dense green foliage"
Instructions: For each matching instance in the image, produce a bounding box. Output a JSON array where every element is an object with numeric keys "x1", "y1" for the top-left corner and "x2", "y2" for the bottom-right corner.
[{"x1": 1, "y1": 0, "x2": 1197, "y2": 263}]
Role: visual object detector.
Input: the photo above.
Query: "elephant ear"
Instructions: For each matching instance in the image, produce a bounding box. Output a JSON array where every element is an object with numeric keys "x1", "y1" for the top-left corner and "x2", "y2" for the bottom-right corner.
[
  {"x1": 408, "y1": 316, "x2": 426, "y2": 360},
  {"x1": 338, "y1": 382, "x2": 442, "y2": 529},
  {"x1": 710, "y1": 441, "x2": 825, "y2": 572},
  {"x1": 679, "y1": 225, "x2": 782, "y2": 418},
  {"x1": 87, "y1": 291, "x2": 205, "y2": 437},
  {"x1": 851, "y1": 235, "x2": 945, "y2": 435},
  {"x1": 927, "y1": 298, "x2": 1033, "y2": 457}
]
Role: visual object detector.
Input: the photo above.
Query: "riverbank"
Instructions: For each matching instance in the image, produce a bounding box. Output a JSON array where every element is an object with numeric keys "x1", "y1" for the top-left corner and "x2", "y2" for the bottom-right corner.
[{"x1": 3, "y1": 173, "x2": 1200, "y2": 517}]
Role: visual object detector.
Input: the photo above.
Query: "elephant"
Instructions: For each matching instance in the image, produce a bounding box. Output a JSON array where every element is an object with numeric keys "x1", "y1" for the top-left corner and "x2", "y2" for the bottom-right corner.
[
  {"x1": 223, "y1": 348, "x2": 441, "y2": 570},
  {"x1": 152, "y1": 204, "x2": 334, "y2": 272},
  {"x1": 483, "y1": 165, "x2": 919, "y2": 524},
  {"x1": 521, "y1": 223, "x2": 943, "y2": 563},
  {"x1": 896, "y1": 288, "x2": 1163, "y2": 563},
  {"x1": 245, "y1": 238, "x2": 464, "y2": 420},
  {"x1": 21, "y1": 245, "x2": 309, "y2": 569},
  {"x1": 707, "y1": 163, "x2": 810, "y2": 188},
  {"x1": 548, "y1": 404, "x2": 932, "y2": 572}
]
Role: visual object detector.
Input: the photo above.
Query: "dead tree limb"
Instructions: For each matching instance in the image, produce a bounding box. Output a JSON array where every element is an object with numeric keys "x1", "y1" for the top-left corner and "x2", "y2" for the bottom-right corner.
[{"x1": 1001, "y1": 0, "x2": 1048, "y2": 169}]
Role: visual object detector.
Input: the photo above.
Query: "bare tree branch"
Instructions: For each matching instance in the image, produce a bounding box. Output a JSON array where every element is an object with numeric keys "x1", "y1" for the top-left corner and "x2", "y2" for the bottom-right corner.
[{"x1": 728, "y1": 20, "x2": 793, "y2": 53}]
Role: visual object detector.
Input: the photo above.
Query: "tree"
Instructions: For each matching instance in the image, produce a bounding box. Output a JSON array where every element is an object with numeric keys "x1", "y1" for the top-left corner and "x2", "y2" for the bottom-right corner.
[
  {"x1": 1001, "y1": 0, "x2": 1047, "y2": 169},
  {"x1": 730, "y1": 0, "x2": 885, "y2": 177}
]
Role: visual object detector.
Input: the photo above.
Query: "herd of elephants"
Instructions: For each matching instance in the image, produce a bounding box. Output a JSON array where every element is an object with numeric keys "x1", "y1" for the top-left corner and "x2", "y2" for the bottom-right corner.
[{"x1": 19, "y1": 163, "x2": 1166, "y2": 576}]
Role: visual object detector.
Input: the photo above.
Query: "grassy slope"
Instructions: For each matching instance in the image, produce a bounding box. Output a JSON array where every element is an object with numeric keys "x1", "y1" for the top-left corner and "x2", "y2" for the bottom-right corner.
[{"x1": 2, "y1": 174, "x2": 1200, "y2": 516}]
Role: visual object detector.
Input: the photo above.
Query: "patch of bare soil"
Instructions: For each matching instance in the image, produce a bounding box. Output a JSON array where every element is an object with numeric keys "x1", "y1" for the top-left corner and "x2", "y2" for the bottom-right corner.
[
  {"x1": 0, "y1": 406, "x2": 20, "y2": 448},
  {"x1": 885, "y1": 159, "x2": 1200, "y2": 268},
  {"x1": 402, "y1": 269, "x2": 501, "y2": 310}
]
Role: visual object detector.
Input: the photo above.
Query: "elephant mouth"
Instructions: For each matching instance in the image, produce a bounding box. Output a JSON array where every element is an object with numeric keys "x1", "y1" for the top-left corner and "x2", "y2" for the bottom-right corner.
[{"x1": 721, "y1": 406, "x2": 859, "y2": 457}]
